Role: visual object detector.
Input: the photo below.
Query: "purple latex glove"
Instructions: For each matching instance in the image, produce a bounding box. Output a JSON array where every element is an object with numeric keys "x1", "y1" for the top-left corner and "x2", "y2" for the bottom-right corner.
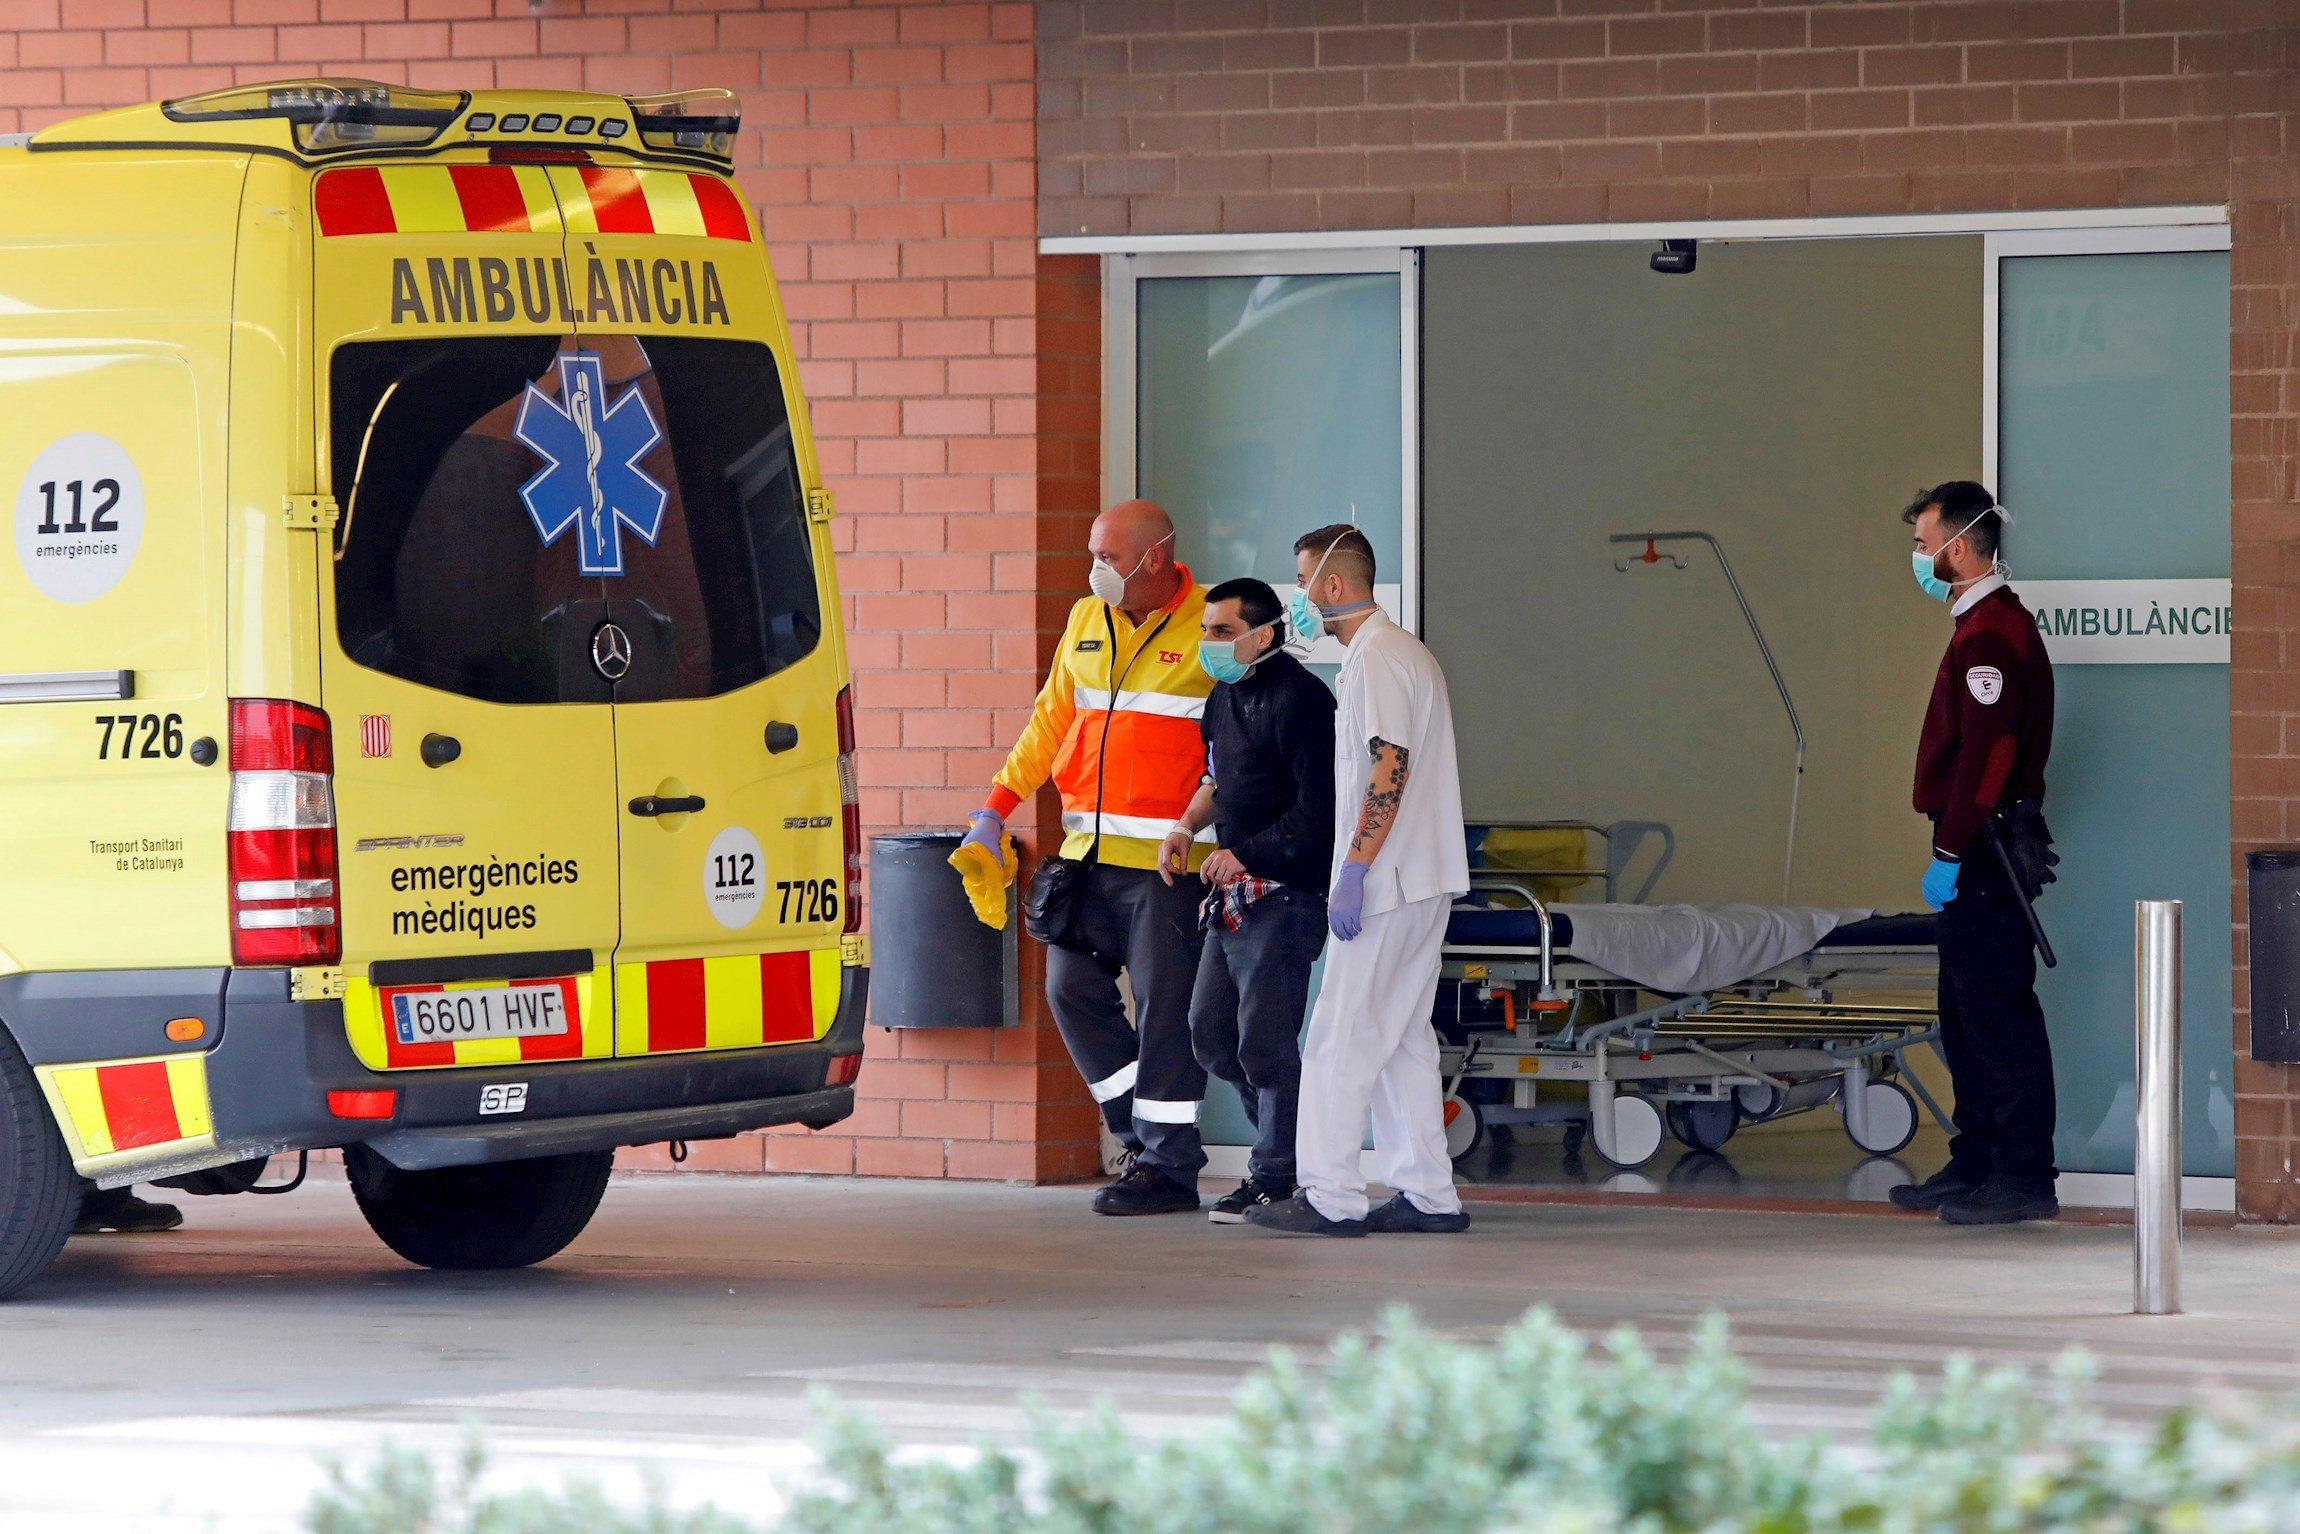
[
  {"x1": 1329, "y1": 860, "x2": 1369, "y2": 941},
  {"x1": 961, "y1": 809, "x2": 1004, "y2": 858}
]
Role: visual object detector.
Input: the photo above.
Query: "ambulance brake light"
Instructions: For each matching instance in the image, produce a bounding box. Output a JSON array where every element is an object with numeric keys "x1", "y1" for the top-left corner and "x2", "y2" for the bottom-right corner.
[
  {"x1": 327, "y1": 1090, "x2": 397, "y2": 1120},
  {"x1": 228, "y1": 700, "x2": 342, "y2": 968},
  {"x1": 163, "y1": 79, "x2": 465, "y2": 155},
  {"x1": 627, "y1": 89, "x2": 738, "y2": 164},
  {"x1": 835, "y1": 686, "x2": 862, "y2": 936}
]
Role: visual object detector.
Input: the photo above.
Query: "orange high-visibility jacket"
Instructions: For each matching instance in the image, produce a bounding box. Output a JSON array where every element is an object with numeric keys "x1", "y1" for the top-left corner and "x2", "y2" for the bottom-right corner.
[{"x1": 984, "y1": 569, "x2": 1213, "y2": 872}]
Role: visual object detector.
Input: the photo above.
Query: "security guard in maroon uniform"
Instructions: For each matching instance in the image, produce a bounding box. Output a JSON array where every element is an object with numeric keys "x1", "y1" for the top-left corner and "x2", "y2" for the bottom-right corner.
[{"x1": 1889, "y1": 481, "x2": 2060, "y2": 1226}]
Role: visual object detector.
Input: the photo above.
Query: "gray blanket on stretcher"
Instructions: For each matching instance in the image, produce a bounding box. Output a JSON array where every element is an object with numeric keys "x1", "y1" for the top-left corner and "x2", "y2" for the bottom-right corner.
[{"x1": 1560, "y1": 903, "x2": 1874, "y2": 995}]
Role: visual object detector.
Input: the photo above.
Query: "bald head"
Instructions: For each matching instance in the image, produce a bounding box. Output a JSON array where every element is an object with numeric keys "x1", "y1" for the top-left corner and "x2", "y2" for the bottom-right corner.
[{"x1": 1088, "y1": 499, "x2": 1182, "y2": 619}]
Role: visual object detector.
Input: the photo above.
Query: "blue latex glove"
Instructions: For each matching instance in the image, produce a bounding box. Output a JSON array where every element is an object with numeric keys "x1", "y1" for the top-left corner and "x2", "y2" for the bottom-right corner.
[
  {"x1": 961, "y1": 809, "x2": 1004, "y2": 858},
  {"x1": 1921, "y1": 857, "x2": 1961, "y2": 912},
  {"x1": 1329, "y1": 860, "x2": 1369, "y2": 941}
]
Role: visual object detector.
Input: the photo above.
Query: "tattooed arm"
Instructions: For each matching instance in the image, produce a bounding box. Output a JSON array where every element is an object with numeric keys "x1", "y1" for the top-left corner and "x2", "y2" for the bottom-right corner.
[{"x1": 1346, "y1": 737, "x2": 1411, "y2": 867}]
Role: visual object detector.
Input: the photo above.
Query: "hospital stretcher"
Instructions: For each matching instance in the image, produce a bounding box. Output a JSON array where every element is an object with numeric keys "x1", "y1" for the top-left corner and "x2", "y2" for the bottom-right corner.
[{"x1": 1434, "y1": 821, "x2": 1948, "y2": 1171}]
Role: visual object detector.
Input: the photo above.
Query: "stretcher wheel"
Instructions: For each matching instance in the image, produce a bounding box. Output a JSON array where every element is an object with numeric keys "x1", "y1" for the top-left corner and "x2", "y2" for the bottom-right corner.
[
  {"x1": 1665, "y1": 1099, "x2": 1738, "y2": 1154},
  {"x1": 1842, "y1": 1079, "x2": 1919, "y2": 1157},
  {"x1": 1591, "y1": 1093, "x2": 1665, "y2": 1170},
  {"x1": 1442, "y1": 1094, "x2": 1484, "y2": 1163}
]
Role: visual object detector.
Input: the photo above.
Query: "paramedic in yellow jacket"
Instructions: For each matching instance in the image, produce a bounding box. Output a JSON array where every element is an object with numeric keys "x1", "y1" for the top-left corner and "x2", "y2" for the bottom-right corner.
[{"x1": 960, "y1": 499, "x2": 1215, "y2": 1216}]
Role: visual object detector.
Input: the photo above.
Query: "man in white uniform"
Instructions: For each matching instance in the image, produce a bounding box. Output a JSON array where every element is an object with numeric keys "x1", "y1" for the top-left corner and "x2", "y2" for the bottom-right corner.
[{"x1": 1246, "y1": 525, "x2": 1473, "y2": 1237}]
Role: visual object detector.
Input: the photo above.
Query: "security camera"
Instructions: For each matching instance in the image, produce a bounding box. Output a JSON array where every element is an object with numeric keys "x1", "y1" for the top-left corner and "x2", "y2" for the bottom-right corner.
[{"x1": 1650, "y1": 239, "x2": 1697, "y2": 275}]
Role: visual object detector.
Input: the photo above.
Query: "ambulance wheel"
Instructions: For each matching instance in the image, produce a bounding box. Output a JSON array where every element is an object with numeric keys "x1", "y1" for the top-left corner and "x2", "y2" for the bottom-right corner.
[
  {"x1": 1591, "y1": 1094, "x2": 1665, "y2": 1170},
  {"x1": 1442, "y1": 1095, "x2": 1484, "y2": 1163},
  {"x1": 1665, "y1": 1099, "x2": 1739, "y2": 1154},
  {"x1": 0, "y1": 1027, "x2": 78, "y2": 1301},
  {"x1": 1842, "y1": 1080, "x2": 1919, "y2": 1157},
  {"x1": 344, "y1": 1146, "x2": 612, "y2": 1271}
]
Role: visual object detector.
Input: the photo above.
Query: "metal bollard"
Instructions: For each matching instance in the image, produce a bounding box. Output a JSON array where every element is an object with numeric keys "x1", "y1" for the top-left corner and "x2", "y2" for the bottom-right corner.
[{"x1": 2133, "y1": 899, "x2": 2183, "y2": 1316}]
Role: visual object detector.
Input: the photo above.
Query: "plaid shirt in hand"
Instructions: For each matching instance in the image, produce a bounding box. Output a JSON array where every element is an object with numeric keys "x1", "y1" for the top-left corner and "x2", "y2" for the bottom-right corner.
[{"x1": 1202, "y1": 873, "x2": 1281, "y2": 933}]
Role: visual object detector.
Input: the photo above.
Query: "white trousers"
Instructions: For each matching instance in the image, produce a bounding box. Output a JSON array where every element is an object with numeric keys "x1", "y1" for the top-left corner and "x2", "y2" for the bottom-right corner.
[{"x1": 1296, "y1": 894, "x2": 1462, "y2": 1222}]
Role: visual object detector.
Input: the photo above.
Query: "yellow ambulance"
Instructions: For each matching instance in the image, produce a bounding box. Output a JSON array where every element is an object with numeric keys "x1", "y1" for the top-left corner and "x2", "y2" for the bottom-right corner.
[{"x1": 0, "y1": 81, "x2": 868, "y2": 1298}]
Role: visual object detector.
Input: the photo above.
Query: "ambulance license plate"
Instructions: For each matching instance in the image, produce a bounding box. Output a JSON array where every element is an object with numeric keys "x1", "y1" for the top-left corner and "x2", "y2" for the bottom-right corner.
[{"x1": 386, "y1": 980, "x2": 574, "y2": 1045}]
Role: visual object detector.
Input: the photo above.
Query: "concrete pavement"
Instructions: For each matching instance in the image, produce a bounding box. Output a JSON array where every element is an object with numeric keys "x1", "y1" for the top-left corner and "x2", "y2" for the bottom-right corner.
[{"x1": 4, "y1": 1172, "x2": 2299, "y2": 1532}]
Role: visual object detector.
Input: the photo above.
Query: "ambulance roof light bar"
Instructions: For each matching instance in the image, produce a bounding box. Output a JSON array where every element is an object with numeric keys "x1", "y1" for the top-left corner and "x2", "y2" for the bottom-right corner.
[
  {"x1": 626, "y1": 89, "x2": 739, "y2": 166},
  {"x1": 162, "y1": 79, "x2": 466, "y2": 154}
]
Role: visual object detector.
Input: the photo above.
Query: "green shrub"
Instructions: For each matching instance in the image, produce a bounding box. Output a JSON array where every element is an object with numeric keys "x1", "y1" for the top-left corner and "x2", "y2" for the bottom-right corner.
[{"x1": 307, "y1": 1308, "x2": 2300, "y2": 1534}]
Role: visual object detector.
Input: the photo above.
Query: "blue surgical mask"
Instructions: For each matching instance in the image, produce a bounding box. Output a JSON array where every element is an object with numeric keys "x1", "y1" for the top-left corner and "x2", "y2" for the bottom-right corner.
[
  {"x1": 1911, "y1": 548, "x2": 1954, "y2": 603},
  {"x1": 1198, "y1": 637, "x2": 1250, "y2": 685},
  {"x1": 1199, "y1": 619, "x2": 1282, "y2": 684}
]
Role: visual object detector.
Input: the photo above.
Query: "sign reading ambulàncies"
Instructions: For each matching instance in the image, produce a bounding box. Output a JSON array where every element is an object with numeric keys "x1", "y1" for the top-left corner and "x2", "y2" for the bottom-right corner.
[{"x1": 2016, "y1": 578, "x2": 2233, "y2": 665}]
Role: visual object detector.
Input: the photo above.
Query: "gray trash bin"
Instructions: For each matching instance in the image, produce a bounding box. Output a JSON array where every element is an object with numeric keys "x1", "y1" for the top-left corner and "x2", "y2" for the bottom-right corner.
[
  {"x1": 869, "y1": 831, "x2": 1016, "y2": 1029},
  {"x1": 2248, "y1": 849, "x2": 2300, "y2": 1063}
]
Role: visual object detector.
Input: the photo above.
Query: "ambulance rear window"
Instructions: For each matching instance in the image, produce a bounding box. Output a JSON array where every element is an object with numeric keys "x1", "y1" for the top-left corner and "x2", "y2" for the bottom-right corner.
[{"x1": 329, "y1": 334, "x2": 822, "y2": 705}]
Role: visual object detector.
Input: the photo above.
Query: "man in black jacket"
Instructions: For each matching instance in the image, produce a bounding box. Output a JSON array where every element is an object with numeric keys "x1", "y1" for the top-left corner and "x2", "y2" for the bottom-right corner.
[{"x1": 1159, "y1": 577, "x2": 1336, "y2": 1223}]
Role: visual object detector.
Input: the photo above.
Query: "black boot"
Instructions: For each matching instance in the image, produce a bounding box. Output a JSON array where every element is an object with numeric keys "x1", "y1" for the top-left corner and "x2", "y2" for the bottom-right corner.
[
  {"x1": 1092, "y1": 1161, "x2": 1200, "y2": 1216},
  {"x1": 1939, "y1": 1180, "x2": 2059, "y2": 1226},
  {"x1": 75, "y1": 1186, "x2": 184, "y2": 1235},
  {"x1": 1887, "y1": 1164, "x2": 1984, "y2": 1212}
]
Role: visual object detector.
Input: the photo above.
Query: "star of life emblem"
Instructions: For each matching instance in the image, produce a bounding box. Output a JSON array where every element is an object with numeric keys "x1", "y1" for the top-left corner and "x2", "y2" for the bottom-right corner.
[{"x1": 512, "y1": 352, "x2": 667, "y2": 577}]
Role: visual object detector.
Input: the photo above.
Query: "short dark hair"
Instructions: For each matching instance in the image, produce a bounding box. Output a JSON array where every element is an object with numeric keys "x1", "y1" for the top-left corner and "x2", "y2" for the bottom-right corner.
[
  {"x1": 1205, "y1": 576, "x2": 1282, "y2": 634},
  {"x1": 1902, "y1": 480, "x2": 2001, "y2": 562},
  {"x1": 1292, "y1": 523, "x2": 1377, "y2": 587}
]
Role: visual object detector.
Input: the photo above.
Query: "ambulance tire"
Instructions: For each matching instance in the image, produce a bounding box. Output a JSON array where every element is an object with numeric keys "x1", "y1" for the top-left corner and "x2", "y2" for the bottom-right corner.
[
  {"x1": 0, "y1": 1028, "x2": 78, "y2": 1301},
  {"x1": 344, "y1": 1146, "x2": 613, "y2": 1271}
]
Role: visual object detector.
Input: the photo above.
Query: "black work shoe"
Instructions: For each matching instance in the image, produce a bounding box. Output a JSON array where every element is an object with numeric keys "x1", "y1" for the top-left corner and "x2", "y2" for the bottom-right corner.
[
  {"x1": 1209, "y1": 1179, "x2": 1293, "y2": 1225},
  {"x1": 74, "y1": 1188, "x2": 184, "y2": 1235},
  {"x1": 1243, "y1": 1191, "x2": 1366, "y2": 1237},
  {"x1": 1939, "y1": 1181, "x2": 2059, "y2": 1226},
  {"x1": 1092, "y1": 1162, "x2": 1200, "y2": 1216},
  {"x1": 1366, "y1": 1193, "x2": 1472, "y2": 1234},
  {"x1": 1887, "y1": 1165, "x2": 1985, "y2": 1212}
]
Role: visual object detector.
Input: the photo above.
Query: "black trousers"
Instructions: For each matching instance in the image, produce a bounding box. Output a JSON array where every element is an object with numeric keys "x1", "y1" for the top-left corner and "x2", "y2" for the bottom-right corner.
[
  {"x1": 1189, "y1": 886, "x2": 1326, "y2": 1189},
  {"x1": 1044, "y1": 863, "x2": 1208, "y2": 1184},
  {"x1": 1936, "y1": 848, "x2": 2057, "y2": 1193}
]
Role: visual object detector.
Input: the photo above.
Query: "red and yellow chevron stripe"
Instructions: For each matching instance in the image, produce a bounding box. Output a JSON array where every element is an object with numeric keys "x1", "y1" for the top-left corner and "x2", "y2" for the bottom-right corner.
[
  {"x1": 316, "y1": 165, "x2": 750, "y2": 241},
  {"x1": 342, "y1": 971, "x2": 610, "y2": 1072},
  {"x1": 37, "y1": 1054, "x2": 212, "y2": 1163},
  {"x1": 615, "y1": 949, "x2": 841, "y2": 1055}
]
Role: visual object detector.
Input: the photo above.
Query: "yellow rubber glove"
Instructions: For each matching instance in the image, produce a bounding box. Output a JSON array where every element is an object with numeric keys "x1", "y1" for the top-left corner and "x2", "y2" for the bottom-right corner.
[{"x1": 947, "y1": 835, "x2": 1019, "y2": 930}]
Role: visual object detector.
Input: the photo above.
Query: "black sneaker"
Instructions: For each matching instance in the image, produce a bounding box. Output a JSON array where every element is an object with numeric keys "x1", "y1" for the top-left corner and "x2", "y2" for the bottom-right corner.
[
  {"x1": 1939, "y1": 1180, "x2": 2059, "y2": 1226},
  {"x1": 1366, "y1": 1193, "x2": 1472, "y2": 1234},
  {"x1": 1242, "y1": 1191, "x2": 1366, "y2": 1237},
  {"x1": 1887, "y1": 1165, "x2": 1984, "y2": 1212},
  {"x1": 74, "y1": 1188, "x2": 184, "y2": 1235},
  {"x1": 1209, "y1": 1179, "x2": 1292, "y2": 1225},
  {"x1": 1092, "y1": 1162, "x2": 1200, "y2": 1217}
]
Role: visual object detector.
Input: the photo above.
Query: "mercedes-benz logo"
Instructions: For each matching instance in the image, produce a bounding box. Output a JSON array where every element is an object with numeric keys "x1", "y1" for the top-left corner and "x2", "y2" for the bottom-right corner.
[{"x1": 590, "y1": 621, "x2": 633, "y2": 681}]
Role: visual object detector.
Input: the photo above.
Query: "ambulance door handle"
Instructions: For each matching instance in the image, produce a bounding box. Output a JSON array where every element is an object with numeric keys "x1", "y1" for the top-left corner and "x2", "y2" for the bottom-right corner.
[
  {"x1": 630, "y1": 794, "x2": 706, "y2": 817},
  {"x1": 420, "y1": 733, "x2": 462, "y2": 769},
  {"x1": 764, "y1": 721, "x2": 799, "y2": 754}
]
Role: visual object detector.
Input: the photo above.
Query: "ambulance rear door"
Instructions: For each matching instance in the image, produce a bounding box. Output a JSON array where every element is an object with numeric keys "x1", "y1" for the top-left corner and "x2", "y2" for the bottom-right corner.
[
  {"x1": 539, "y1": 167, "x2": 848, "y2": 1058},
  {"x1": 312, "y1": 161, "x2": 624, "y2": 1073}
]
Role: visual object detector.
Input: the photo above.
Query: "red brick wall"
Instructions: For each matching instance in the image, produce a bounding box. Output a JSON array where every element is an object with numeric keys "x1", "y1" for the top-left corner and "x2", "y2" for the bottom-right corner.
[
  {"x1": 0, "y1": 0, "x2": 1103, "y2": 1183},
  {"x1": 1037, "y1": 1, "x2": 2300, "y2": 1217}
]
